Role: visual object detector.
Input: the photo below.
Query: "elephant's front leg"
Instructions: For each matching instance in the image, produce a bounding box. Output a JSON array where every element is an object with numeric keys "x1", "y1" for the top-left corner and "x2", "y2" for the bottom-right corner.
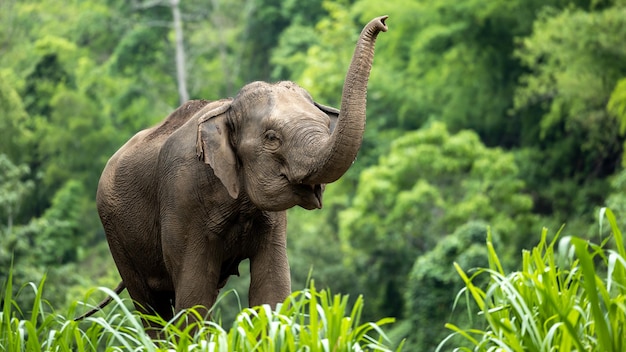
[
  {"x1": 164, "y1": 235, "x2": 222, "y2": 320},
  {"x1": 174, "y1": 255, "x2": 222, "y2": 318},
  {"x1": 249, "y1": 213, "x2": 291, "y2": 308}
]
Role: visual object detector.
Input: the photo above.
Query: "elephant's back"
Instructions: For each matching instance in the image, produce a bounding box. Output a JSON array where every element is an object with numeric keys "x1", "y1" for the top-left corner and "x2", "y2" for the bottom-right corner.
[
  {"x1": 146, "y1": 100, "x2": 211, "y2": 141},
  {"x1": 96, "y1": 128, "x2": 161, "y2": 233},
  {"x1": 99, "y1": 100, "x2": 213, "y2": 198}
]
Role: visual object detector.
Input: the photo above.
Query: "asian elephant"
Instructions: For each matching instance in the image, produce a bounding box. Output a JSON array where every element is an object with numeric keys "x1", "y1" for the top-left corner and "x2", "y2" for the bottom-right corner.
[{"x1": 78, "y1": 16, "x2": 387, "y2": 331}]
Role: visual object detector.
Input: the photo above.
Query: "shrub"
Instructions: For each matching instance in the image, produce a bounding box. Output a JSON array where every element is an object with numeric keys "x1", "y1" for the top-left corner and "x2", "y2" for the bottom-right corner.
[{"x1": 441, "y1": 208, "x2": 626, "y2": 351}]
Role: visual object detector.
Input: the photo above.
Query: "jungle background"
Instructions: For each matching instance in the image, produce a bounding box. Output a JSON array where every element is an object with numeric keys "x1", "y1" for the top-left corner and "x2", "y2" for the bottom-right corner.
[{"x1": 1, "y1": 0, "x2": 626, "y2": 350}]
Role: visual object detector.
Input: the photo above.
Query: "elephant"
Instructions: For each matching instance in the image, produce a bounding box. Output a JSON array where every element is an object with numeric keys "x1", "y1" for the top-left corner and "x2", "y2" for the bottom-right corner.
[{"x1": 77, "y1": 15, "x2": 388, "y2": 333}]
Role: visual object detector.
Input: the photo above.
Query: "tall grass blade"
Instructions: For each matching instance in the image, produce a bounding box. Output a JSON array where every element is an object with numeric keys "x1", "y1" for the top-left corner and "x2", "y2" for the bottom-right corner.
[
  {"x1": 453, "y1": 262, "x2": 485, "y2": 311},
  {"x1": 571, "y1": 237, "x2": 613, "y2": 351},
  {"x1": 486, "y1": 229, "x2": 504, "y2": 275}
]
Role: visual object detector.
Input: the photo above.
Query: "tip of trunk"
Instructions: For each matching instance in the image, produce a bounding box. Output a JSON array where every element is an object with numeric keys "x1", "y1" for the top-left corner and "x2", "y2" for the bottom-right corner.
[{"x1": 373, "y1": 15, "x2": 389, "y2": 33}]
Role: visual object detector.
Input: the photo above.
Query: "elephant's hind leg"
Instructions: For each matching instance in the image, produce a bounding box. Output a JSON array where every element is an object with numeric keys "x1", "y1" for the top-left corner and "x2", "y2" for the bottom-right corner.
[{"x1": 128, "y1": 288, "x2": 175, "y2": 338}]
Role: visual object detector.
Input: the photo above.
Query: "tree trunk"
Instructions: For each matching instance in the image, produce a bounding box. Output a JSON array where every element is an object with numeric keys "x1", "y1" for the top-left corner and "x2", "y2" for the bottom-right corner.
[{"x1": 171, "y1": 0, "x2": 189, "y2": 104}]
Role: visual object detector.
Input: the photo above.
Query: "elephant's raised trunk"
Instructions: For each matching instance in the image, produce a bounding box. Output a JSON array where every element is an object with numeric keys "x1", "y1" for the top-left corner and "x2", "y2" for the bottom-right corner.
[{"x1": 305, "y1": 15, "x2": 388, "y2": 185}]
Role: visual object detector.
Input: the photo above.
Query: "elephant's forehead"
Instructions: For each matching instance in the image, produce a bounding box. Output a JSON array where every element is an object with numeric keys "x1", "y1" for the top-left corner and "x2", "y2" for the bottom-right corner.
[
  {"x1": 271, "y1": 110, "x2": 330, "y2": 132},
  {"x1": 271, "y1": 94, "x2": 329, "y2": 125}
]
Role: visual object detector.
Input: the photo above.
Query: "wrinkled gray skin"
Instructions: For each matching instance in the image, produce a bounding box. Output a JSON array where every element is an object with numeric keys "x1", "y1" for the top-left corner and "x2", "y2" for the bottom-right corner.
[{"x1": 95, "y1": 16, "x2": 387, "y2": 333}]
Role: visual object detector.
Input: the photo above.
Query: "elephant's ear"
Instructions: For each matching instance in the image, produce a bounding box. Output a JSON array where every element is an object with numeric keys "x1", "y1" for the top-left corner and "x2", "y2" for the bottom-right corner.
[
  {"x1": 196, "y1": 101, "x2": 240, "y2": 199},
  {"x1": 314, "y1": 102, "x2": 339, "y2": 133}
]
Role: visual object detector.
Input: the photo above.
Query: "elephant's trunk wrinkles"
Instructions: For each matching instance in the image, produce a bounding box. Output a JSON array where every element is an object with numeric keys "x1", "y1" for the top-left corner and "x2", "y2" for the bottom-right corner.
[{"x1": 305, "y1": 15, "x2": 388, "y2": 185}]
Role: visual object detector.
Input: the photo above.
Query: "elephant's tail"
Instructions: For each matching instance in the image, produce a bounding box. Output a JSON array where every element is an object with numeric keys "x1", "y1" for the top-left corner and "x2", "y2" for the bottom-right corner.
[{"x1": 74, "y1": 281, "x2": 126, "y2": 321}]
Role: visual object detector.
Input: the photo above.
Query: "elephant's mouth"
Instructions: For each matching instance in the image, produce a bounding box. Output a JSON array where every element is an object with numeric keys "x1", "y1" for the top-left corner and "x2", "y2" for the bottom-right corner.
[{"x1": 295, "y1": 183, "x2": 324, "y2": 210}]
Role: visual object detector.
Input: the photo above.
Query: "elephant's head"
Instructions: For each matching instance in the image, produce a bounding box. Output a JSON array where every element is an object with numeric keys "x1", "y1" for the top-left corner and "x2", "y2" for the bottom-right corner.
[{"x1": 196, "y1": 16, "x2": 388, "y2": 211}]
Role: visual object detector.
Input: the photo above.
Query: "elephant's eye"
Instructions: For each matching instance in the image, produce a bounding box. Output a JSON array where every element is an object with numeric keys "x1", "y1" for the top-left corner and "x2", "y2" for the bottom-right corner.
[
  {"x1": 265, "y1": 130, "x2": 279, "y2": 141},
  {"x1": 264, "y1": 130, "x2": 281, "y2": 150}
]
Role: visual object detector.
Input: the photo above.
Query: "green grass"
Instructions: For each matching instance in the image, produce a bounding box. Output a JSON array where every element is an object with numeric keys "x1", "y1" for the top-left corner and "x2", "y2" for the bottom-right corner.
[
  {"x1": 0, "y1": 276, "x2": 401, "y2": 351},
  {"x1": 441, "y1": 207, "x2": 626, "y2": 351}
]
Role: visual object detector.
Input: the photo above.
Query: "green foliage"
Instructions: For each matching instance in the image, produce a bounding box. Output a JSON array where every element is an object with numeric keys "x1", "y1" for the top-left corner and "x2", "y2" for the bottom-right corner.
[
  {"x1": 443, "y1": 208, "x2": 626, "y2": 351},
  {"x1": 404, "y1": 222, "x2": 492, "y2": 351},
  {"x1": 287, "y1": 204, "x2": 354, "y2": 297},
  {"x1": 1, "y1": 179, "x2": 94, "y2": 310},
  {"x1": 0, "y1": 75, "x2": 28, "y2": 162},
  {"x1": 282, "y1": 1, "x2": 359, "y2": 108},
  {"x1": 0, "y1": 277, "x2": 400, "y2": 351},
  {"x1": 512, "y1": 5, "x2": 626, "y2": 227},
  {"x1": 514, "y1": 5, "x2": 626, "y2": 178},
  {"x1": 238, "y1": 0, "x2": 290, "y2": 82},
  {"x1": 0, "y1": 155, "x2": 33, "y2": 233},
  {"x1": 609, "y1": 77, "x2": 626, "y2": 141},
  {"x1": 606, "y1": 169, "x2": 626, "y2": 230},
  {"x1": 270, "y1": 0, "x2": 341, "y2": 82},
  {"x1": 338, "y1": 122, "x2": 533, "y2": 319},
  {"x1": 20, "y1": 180, "x2": 87, "y2": 265}
]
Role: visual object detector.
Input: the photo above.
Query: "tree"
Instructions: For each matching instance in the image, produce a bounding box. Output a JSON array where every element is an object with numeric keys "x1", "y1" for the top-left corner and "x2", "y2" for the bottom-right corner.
[
  {"x1": 0, "y1": 155, "x2": 33, "y2": 236},
  {"x1": 1, "y1": 175, "x2": 89, "y2": 310},
  {"x1": 0, "y1": 74, "x2": 28, "y2": 163},
  {"x1": 609, "y1": 78, "x2": 626, "y2": 155},
  {"x1": 338, "y1": 122, "x2": 533, "y2": 319},
  {"x1": 244, "y1": 0, "x2": 329, "y2": 82},
  {"x1": 273, "y1": 1, "x2": 356, "y2": 107},
  {"x1": 8, "y1": 181, "x2": 87, "y2": 268},
  {"x1": 513, "y1": 4, "x2": 626, "y2": 222},
  {"x1": 404, "y1": 222, "x2": 492, "y2": 351},
  {"x1": 170, "y1": 0, "x2": 189, "y2": 103}
]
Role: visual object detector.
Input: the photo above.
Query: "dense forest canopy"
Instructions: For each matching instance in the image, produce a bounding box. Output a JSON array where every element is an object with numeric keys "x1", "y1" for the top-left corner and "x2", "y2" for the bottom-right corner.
[{"x1": 2, "y1": 0, "x2": 626, "y2": 349}]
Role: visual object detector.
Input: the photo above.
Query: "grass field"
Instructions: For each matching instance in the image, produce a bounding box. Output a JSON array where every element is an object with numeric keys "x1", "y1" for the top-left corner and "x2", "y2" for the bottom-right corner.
[{"x1": 1, "y1": 277, "x2": 400, "y2": 351}]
